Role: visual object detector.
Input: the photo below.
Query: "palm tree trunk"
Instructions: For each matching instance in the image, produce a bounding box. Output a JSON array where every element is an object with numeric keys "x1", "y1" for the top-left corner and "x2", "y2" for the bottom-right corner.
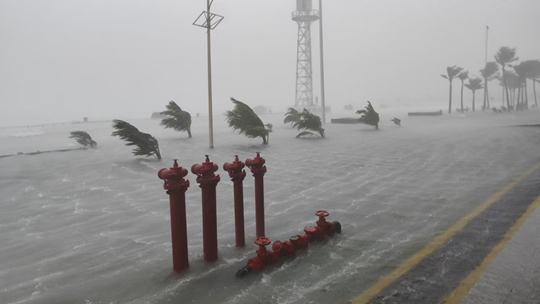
[
  {"x1": 448, "y1": 81, "x2": 453, "y2": 114},
  {"x1": 482, "y1": 78, "x2": 489, "y2": 111},
  {"x1": 503, "y1": 65, "x2": 511, "y2": 110},
  {"x1": 472, "y1": 91, "x2": 476, "y2": 111},
  {"x1": 516, "y1": 86, "x2": 521, "y2": 110},
  {"x1": 486, "y1": 85, "x2": 490, "y2": 108},
  {"x1": 188, "y1": 129, "x2": 192, "y2": 138},
  {"x1": 525, "y1": 79, "x2": 529, "y2": 109},
  {"x1": 460, "y1": 81, "x2": 464, "y2": 112},
  {"x1": 534, "y1": 78, "x2": 538, "y2": 107}
]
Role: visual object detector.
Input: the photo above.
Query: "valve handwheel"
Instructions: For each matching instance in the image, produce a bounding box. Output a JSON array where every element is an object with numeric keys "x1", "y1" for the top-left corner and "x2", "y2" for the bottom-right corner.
[
  {"x1": 315, "y1": 210, "x2": 329, "y2": 217},
  {"x1": 254, "y1": 236, "x2": 271, "y2": 246}
]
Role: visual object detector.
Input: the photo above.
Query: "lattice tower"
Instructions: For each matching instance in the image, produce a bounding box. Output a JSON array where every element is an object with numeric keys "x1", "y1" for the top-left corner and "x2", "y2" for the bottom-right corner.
[{"x1": 292, "y1": 0, "x2": 319, "y2": 107}]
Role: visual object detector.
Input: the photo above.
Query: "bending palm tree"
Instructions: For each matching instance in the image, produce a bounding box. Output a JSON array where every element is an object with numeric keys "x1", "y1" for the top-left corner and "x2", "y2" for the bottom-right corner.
[
  {"x1": 458, "y1": 71, "x2": 469, "y2": 113},
  {"x1": 513, "y1": 62, "x2": 528, "y2": 110},
  {"x1": 283, "y1": 107, "x2": 300, "y2": 126},
  {"x1": 160, "y1": 100, "x2": 192, "y2": 138},
  {"x1": 464, "y1": 78, "x2": 483, "y2": 111},
  {"x1": 293, "y1": 109, "x2": 324, "y2": 138},
  {"x1": 495, "y1": 46, "x2": 519, "y2": 111},
  {"x1": 69, "y1": 131, "x2": 97, "y2": 148},
  {"x1": 356, "y1": 101, "x2": 380, "y2": 130},
  {"x1": 497, "y1": 71, "x2": 519, "y2": 109},
  {"x1": 111, "y1": 120, "x2": 161, "y2": 159},
  {"x1": 480, "y1": 62, "x2": 499, "y2": 110},
  {"x1": 521, "y1": 60, "x2": 540, "y2": 109},
  {"x1": 225, "y1": 98, "x2": 269, "y2": 145},
  {"x1": 529, "y1": 60, "x2": 540, "y2": 107},
  {"x1": 441, "y1": 66, "x2": 463, "y2": 114}
]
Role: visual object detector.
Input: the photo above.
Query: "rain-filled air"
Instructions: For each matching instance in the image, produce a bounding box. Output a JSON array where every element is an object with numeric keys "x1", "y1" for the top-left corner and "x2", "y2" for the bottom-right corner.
[{"x1": 1, "y1": 1, "x2": 540, "y2": 303}]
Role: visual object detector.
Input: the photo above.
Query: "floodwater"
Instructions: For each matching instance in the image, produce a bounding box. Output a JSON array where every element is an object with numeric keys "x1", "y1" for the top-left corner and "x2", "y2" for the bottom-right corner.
[{"x1": 1, "y1": 108, "x2": 540, "y2": 304}]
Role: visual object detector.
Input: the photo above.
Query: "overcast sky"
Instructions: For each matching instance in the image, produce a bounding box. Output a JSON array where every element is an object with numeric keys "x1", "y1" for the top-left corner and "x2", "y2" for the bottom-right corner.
[{"x1": 1, "y1": 0, "x2": 539, "y2": 127}]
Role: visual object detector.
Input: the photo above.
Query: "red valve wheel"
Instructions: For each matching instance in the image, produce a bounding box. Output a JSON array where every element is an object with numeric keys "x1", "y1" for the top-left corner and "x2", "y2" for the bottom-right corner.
[
  {"x1": 254, "y1": 236, "x2": 271, "y2": 246},
  {"x1": 315, "y1": 210, "x2": 329, "y2": 217}
]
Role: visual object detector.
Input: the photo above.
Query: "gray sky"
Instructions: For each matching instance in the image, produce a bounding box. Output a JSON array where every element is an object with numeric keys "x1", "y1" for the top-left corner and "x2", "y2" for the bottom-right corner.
[{"x1": 1, "y1": 0, "x2": 539, "y2": 127}]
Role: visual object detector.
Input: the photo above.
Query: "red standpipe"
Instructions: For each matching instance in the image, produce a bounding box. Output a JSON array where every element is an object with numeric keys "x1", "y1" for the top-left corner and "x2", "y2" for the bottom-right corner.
[
  {"x1": 235, "y1": 210, "x2": 342, "y2": 277},
  {"x1": 192, "y1": 155, "x2": 221, "y2": 262},
  {"x1": 223, "y1": 155, "x2": 247, "y2": 247},
  {"x1": 245, "y1": 152, "x2": 267, "y2": 237},
  {"x1": 158, "y1": 159, "x2": 190, "y2": 273}
]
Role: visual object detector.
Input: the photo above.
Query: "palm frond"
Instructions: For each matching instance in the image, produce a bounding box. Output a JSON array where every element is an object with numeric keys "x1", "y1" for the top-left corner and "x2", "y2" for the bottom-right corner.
[
  {"x1": 296, "y1": 131, "x2": 317, "y2": 138},
  {"x1": 284, "y1": 107, "x2": 300, "y2": 125},
  {"x1": 293, "y1": 109, "x2": 324, "y2": 137},
  {"x1": 480, "y1": 62, "x2": 499, "y2": 78},
  {"x1": 443, "y1": 66, "x2": 463, "y2": 81},
  {"x1": 69, "y1": 131, "x2": 97, "y2": 147},
  {"x1": 356, "y1": 101, "x2": 380, "y2": 129},
  {"x1": 225, "y1": 98, "x2": 269, "y2": 144},
  {"x1": 465, "y1": 78, "x2": 483, "y2": 91},
  {"x1": 495, "y1": 46, "x2": 519, "y2": 65},
  {"x1": 111, "y1": 119, "x2": 161, "y2": 159},
  {"x1": 160, "y1": 100, "x2": 192, "y2": 137}
]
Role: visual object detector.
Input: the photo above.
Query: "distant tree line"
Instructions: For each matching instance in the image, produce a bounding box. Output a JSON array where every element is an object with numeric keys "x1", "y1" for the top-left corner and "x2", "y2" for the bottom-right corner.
[{"x1": 443, "y1": 46, "x2": 540, "y2": 113}]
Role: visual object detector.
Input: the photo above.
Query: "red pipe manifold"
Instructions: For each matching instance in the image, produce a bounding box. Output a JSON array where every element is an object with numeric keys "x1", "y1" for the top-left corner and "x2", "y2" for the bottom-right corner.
[{"x1": 236, "y1": 210, "x2": 341, "y2": 277}]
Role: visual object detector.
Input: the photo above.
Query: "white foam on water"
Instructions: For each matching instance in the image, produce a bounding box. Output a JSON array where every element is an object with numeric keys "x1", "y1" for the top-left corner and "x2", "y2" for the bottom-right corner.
[{"x1": 1, "y1": 111, "x2": 540, "y2": 303}]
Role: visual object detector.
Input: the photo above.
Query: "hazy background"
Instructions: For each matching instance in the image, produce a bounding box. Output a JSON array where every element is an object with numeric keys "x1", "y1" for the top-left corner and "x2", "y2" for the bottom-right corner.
[{"x1": 1, "y1": 0, "x2": 540, "y2": 127}]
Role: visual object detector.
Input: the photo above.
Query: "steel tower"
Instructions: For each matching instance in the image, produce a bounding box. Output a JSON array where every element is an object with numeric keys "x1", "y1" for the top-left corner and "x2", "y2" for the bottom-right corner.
[{"x1": 292, "y1": 0, "x2": 319, "y2": 107}]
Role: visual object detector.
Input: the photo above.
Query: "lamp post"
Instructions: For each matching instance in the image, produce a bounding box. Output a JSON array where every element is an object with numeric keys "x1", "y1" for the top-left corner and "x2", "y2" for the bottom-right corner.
[
  {"x1": 485, "y1": 25, "x2": 489, "y2": 65},
  {"x1": 318, "y1": 0, "x2": 326, "y2": 125},
  {"x1": 193, "y1": 1, "x2": 224, "y2": 148}
]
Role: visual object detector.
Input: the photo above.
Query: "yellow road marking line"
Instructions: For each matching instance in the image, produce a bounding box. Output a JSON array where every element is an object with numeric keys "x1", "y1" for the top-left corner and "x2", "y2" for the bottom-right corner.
[
  {"x1": 350, "y1": 163, "x2": 540, "y2": 304},
  {"x1": 442, "y1": 194, "x2": 540, "y2": 303}
]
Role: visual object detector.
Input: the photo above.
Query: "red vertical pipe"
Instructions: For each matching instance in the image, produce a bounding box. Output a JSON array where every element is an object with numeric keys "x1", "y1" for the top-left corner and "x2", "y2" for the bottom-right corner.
[
  {"x1": 169, "y1": 190, "x2": 188, "y2": 271},
  {"x1": 246, "y1": 152, "x2": 267, "y2": 237},
  {"x1": 223, "y1": 155, "x2": 247, "y2": 247},
  {"x1": 192, "y1": 155, "x2": 220, "y2": 262},
  {"x1": 200, "y1": 181, "x2": 218, "y2": 261},
  {"x1": 158, "y1": 160, "x2": 190, "y2": 272},
  {"x1": 233, "y1": 178, "x2": 245, "y2": 246}
]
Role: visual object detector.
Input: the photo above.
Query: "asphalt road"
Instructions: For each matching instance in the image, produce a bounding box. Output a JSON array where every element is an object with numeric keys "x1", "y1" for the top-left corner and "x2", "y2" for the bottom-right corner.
[{"x1": 350, "y1": 163, "x2": 540, "y2": 304}]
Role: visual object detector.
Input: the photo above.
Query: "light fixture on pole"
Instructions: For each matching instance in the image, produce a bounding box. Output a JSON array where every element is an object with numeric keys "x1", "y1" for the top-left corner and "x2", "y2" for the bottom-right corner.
[{"x1": 193, "y1": 1, "x2": 224, "y2": 148}]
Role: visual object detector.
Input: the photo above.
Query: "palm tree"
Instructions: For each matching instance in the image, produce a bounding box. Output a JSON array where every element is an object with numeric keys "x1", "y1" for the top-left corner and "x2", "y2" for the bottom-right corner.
[
  {"x1": 111, "y1": 120, "x2": 161, "y2": 159},
  {"x1": 356, "y1": 101, "x2": 380, "y2": 129},
  {"x1": 501, "y1": 71, "x2": 520, "y2": 109},
  {"x1": 69, "y1": 131, "x2": 97, "y2": 147},
  {"x1": 283, "y1": 107, "x2": 300, "y2": 126},
  {"x1": 160, "y1": 100, "x2": 192, "y2": 138},
  {"x1": 480, "y1": 62, "x2": 499, "y2": 110},
  {"x1": 495, "y1": 46, "x2": 519, "y2": 110},
  {"x1": 293, "y1": 109, "x2": 324, "y2": 138},
  {"x1": 464, "y1": 78, "x2": 483, "y2": 111},
  {"x1": 527, "y1": 60, "x2": 540, "y2": 107},
  {"x1": 441, "y1": 66, "x2": 463, "y2": 114},
  {"x1": 225, "y1": 97, "x2": 269, "y2": 145},
  {"x1": 513, "y1": 62, "x2": 528, "y2": 110},
  {"x1": 458, "y1": 71, "x2": 469, "y2": 113}
]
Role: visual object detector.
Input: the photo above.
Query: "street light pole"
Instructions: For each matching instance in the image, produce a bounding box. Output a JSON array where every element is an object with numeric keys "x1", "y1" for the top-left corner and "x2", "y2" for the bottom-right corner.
[
  {"x1": 318, "y1": 0, "x2": 326, "y2": 125},
  {"x1": 193, "y1": 1, "x2": 223, "y2": 148},
  {"x1": 485, "y1": 25, "x2": 489, "y2": 65},
  {"x1": 206, "y1": 0, "x2": 214, "y2": 148}
]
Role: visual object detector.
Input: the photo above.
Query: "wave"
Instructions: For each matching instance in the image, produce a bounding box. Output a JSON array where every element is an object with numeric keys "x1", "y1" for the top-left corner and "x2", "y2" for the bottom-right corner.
[{"x1": 5, "y1": 130, "x2": 45, "y2": 138}]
